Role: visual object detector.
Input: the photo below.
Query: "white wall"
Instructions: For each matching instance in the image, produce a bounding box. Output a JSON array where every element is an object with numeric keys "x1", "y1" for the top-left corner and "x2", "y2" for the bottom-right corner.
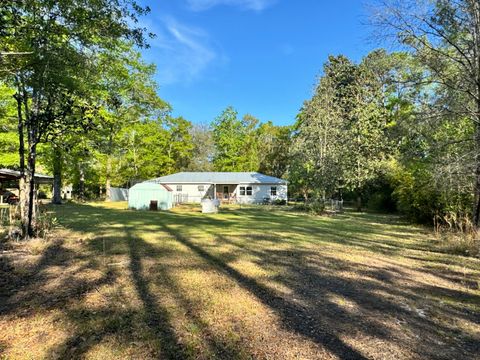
[
  {"x1": 110, "y1": 187, "x2": 128, "y2": 202},
  {"x1": 235, "y1": 184, "x2": 288, "y2": 204},
  {"x1": 166, "y1": 183, "x2": 287, "y2": 204},
  {"x1": 169, "y1": 183, "x2": 213, "y2": 203}
]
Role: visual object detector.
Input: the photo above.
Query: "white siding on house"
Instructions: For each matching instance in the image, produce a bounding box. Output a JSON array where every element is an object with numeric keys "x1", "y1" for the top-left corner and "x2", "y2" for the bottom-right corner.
[
  {"x1": 235, "y1": 184, "x2": 287, "y2": 204},
  {"x1": 170, "y1": 183, "x2": 214, "y2": 203},
  {"x1": 166, "y1": 182, "x2": 287, "y2": 204},
  {"x1": 152, "y1": 172, "x2": 288, "y2": 205}
]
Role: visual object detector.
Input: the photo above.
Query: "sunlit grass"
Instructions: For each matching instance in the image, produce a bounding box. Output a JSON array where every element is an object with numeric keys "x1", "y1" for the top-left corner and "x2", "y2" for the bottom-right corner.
[{"x1": 1, "y1": 202, "x2": 479, "y2": 359}]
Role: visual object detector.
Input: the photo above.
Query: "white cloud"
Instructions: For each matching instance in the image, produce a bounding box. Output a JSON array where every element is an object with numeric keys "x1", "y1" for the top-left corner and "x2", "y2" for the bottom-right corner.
[
  {"x1": 144, "y1": 17, "x2": 218, "y2": 85},
  {"x1": 186, "y1": 0, "x2": 276, "y2": 12}
]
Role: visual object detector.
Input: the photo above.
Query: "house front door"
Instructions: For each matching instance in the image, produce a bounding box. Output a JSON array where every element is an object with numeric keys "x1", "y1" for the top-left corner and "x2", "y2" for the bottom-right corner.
[{"x1": 223, "y1": 186, "x2": 229, "y2": 199}]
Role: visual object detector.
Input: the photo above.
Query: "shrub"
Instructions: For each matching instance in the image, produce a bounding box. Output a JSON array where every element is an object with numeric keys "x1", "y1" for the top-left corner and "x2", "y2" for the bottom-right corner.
[
  {"x1": 292, "y1": 203, "x2": 308, "y2": 212},
  {"x1": 437, "y1": 232, "x2": 479, "y2": 257},
  {"x1": 431, "y1": 212, "x2": 479, "y2": 257},
  {"x1": 387, "y1": 159, "x2": 472, "y2": 224},
  {"x1": 272, "y1": 199, "x2": 287, "y2": 206},
  {"x1": 35, "y1": 210, "x2": 58, "y2": 239},
  {"x1": 292, "y1": 200, "x2": 325, "y2": 215},
  {"x1": 309, "y1": 200, "x2": 325, "y2": 214}
]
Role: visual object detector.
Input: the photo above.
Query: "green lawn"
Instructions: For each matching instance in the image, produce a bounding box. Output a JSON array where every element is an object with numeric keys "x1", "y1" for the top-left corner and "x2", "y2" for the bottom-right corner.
[{"x1": 1, "y1": 202, "x2": 479, "y2": 359}]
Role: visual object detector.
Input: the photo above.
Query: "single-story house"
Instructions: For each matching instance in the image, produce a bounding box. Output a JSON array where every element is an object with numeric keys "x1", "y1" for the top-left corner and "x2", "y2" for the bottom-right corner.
[{"x1": 147, "y1": 172, "x2": 287, "y2": 204}]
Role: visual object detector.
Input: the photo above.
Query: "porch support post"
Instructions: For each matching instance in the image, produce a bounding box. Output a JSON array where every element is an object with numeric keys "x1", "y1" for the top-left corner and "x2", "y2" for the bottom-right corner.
[{"x1": 214, "y1": 184, "x2": 216, "y2": 199}]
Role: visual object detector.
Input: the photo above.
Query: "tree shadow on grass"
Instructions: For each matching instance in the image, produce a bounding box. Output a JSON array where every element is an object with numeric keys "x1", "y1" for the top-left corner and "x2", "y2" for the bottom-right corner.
[
  {"x1": 124, "y1": 231, "x2": 189, "y2": 359},
  {"x1": 158, "y1": 222, "x2": 370, "y2": 359},
  {"x1": 419, "y1": 266, "x2": 480, "y2": 290},
  {"x1": 200, "y1": 230, "x2": 480, "y2": 358},
  {"x1": 42, "y1": 203, "x2": 480, "y2": 359},
  {"x1": 153, "y1": 210, "x2": 480, "y2": 359},
  {"x1": 49, "y1": 232, "x2": 190, "y2": 359},
  {"x1": 0, "y1": 239, "x2": 115, "y2": 317},
  {"x1": 53, "y1": 203, "x2": 436, "y2": 258},
  {"x1": 47, "y1": 223, "x2": 251, "y2": 359},
  {"x1": 124, "y1": 227, "x2": 250, "y2": 359}
]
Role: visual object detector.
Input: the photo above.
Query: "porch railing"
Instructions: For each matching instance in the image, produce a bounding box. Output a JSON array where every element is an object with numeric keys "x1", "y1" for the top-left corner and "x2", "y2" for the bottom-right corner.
[
  {"x1": 174, "y1": 193, "x2": 189, "y2": 205},
  {"x1": 216, "y1": 192, "x2": 237, "y2": 204}
]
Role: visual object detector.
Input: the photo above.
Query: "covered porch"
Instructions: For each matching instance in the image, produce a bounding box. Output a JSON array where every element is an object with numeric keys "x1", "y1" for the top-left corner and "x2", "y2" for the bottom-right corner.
[{"x1": 213, "y1": 184, "x2": 238, "y2": 204}]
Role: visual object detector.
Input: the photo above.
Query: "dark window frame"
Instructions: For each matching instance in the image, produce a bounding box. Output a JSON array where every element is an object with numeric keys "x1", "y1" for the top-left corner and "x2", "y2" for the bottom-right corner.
[
  {"x1": 270, "y1": 186, "x2": 277, "y2": 196},
  {"x1": 198, "y1": 185, "x2": 204, "y2": 192},
  {"x1": 176, "y1": 185, "x2": 182, "y2": 192},
  {"x1": 246, "y1": 186, "x2": 252, "y2": 196},
  {"x1": 239, "y1": 186, "x2": 246, "y2": 196}
]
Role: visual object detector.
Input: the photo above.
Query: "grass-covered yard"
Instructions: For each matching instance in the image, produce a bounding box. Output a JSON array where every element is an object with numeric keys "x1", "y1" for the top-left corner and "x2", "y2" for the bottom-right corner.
[{"x1": 1, "y1": 202, "x2": 479, "y2": 359}]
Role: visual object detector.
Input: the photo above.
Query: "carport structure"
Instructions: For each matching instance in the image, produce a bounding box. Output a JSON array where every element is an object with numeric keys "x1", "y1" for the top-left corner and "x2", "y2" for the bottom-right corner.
[{"x1": 0, "y1": 168, "x2": 53, "y2": 204}]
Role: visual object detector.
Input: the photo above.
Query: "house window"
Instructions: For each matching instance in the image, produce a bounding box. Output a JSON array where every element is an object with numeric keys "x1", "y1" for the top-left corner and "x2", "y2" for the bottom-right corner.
[
  {"x1": 246, "y1": 186, "x2": 252, "y2": 196},
  {"x1": 239, "y1": 186, "x2": 246, "y2": 196},
  {"x1": 270, "y1": 186, "x2": 277, "y2": 196},
  {"x1": 176, "y1": 185, "x2": 182, "y2": 192},
  {"x1": 198, "y1": 185, "x2": 204, "y2": 192}
]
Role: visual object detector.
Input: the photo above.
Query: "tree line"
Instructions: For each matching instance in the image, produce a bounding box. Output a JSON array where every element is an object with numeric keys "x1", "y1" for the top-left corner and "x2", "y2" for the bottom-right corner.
[
  {"x1": 288, "y1": 0, "x2": 480, "y2": 232},
  {"x1": 1, "y1": 0, "x2": 479, "y2": 237}
]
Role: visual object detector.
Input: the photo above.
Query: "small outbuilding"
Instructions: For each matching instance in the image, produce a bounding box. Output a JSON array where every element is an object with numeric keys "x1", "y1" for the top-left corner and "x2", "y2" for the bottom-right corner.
[{"x1": 128, "y1": 182, "x2": 173, "y2": 211}]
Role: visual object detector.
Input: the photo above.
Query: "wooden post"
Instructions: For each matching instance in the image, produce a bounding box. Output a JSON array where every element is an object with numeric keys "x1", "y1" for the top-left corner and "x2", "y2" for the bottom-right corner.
[
  {"x1": 103, "y1": 237, "x2": 106, "y2": 267},
  {"x1": 9, "y1": 205, "x2": 13, "y2": 239}
]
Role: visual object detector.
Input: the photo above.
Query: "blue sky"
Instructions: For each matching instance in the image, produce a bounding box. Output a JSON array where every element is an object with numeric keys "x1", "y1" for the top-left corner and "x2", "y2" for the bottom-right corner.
[{"x1": 138, "y1": 0, "x2": 374, "y2": 126}]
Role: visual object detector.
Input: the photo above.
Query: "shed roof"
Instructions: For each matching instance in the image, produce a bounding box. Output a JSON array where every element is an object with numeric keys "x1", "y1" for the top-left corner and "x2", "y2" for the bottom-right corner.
[
  {"x1": 130, "y1": 182, "x2": 169, "y2": 190},
  {"x1": 0, "y1": 168, "x2": 53, "y2": 184},
  {"x1": 148, "y1": 172, "x2": 287, "y2": 185}
]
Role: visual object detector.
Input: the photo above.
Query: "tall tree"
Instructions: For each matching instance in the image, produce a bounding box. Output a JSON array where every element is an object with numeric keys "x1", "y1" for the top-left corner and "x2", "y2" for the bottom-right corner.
[
  {"x1": 290, "y1": 53, "x2": 394, "y2": 206},
  {"x1": 240, "y1": 114, "x2": 261, "y2": 172},
  {"x1": 0, "y1": 83, "x2": 18, "y2": 168},
  {"x1": 115, "y1": 116, "x2": 193, "y2": 184},
  {"x1": 187, "y1": 123, "x2": 215, "y2": 171},
  {"x1": 257, "y1": 122, "x2": 292, "y2": 178},
  {"x1": 92, "y1": 46, "x2": 169, "y2": 200},
  {"x1": 211, "y1": 107, "x2": 263, "y2": 172},
  {"x1": 212, "y1": 106, "x2": 246, "y2": 171},
  {"x1": 291, "y1": 68, "x2": 344, "y2": 200},
  {"x1": 1, "y1": 0, "x2": 151, "y2": 237},
  {"x1": 342, "y1": 52, "x2": 391, "y2": 209},
  {"x1": 373, "y1": 0, "x2": 480, "y2": 224}
]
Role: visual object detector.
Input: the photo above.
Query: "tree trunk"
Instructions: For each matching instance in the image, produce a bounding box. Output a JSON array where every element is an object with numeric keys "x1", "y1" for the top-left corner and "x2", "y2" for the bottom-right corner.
[
  {"x1": 303, "y1": 188, "x2": 309, "y2": 203},
  {"x1": 473, "y1": 0, "x2": 480, "y2": 229},
  {"x1": 105, "y1": 157, "x2": 111, "y2": 202},
  {"x1": 52, "y1": 146, "x2": 62, "y2": 205},
  {"x1": 26, "y1": 142, "x2": 37, "y2": 238},
  {"x1": 105, "y1": 177, "x2": 111, "y2": 202},
  {"x1": 473, "y1": 119, "x2": 480, "y2": 228},
  {"x1": 356, "y1": 195, "x2": 362, "y2": 212},
  {"x1": 105, "y1": 179, "x2": 111, "y2": 201},
  {"x1": 79, "y1": 166, "x2": 85, "y2": 202},
  {"x1": 14, "y1": 90, "x2": 27, "y2": 233}
]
